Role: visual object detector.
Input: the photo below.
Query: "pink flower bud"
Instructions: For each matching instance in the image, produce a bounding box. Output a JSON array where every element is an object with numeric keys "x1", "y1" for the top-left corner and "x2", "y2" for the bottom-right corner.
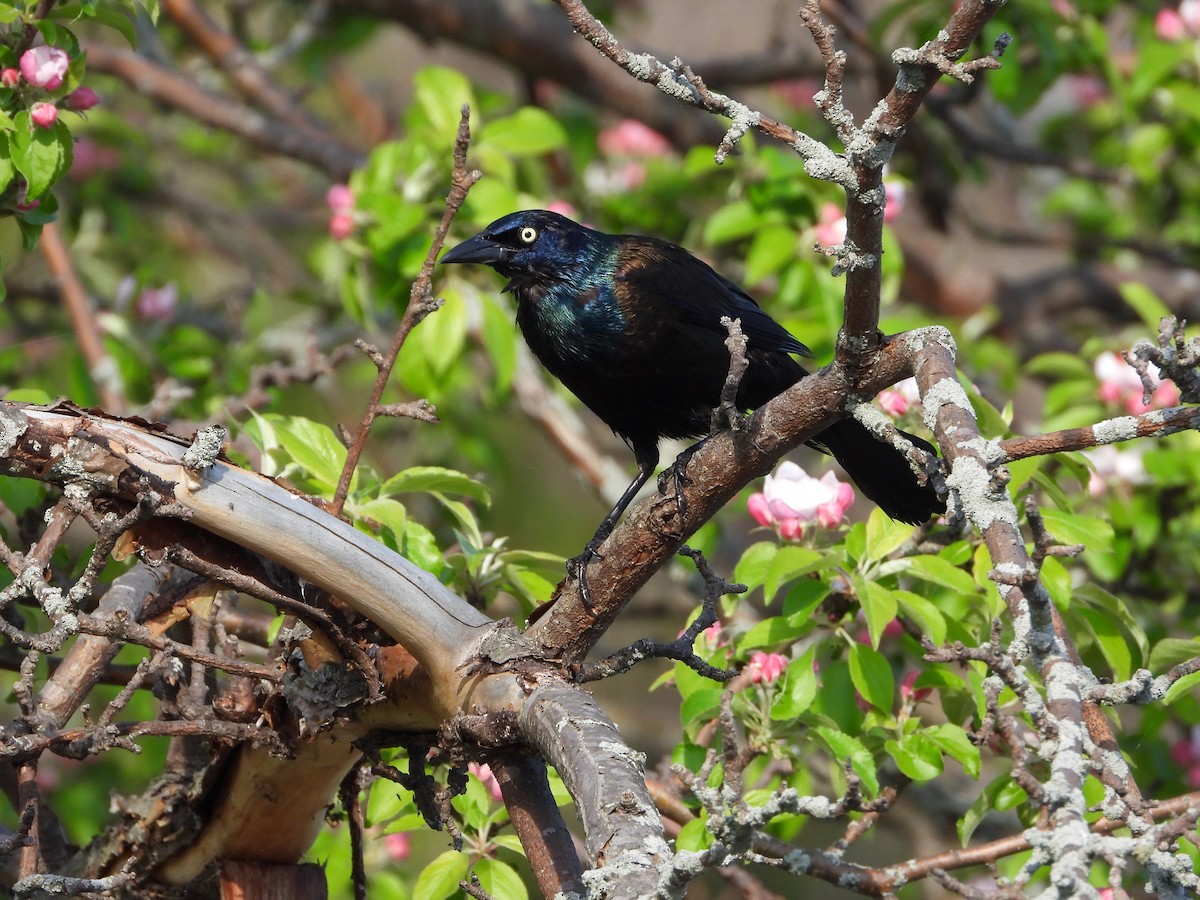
[
  {"x1": 746, "y1": 651, "x2": 787, "y2": 684},
  {"x1": 815, "y1": 203, "x2": 847, "y2": 248},
  {"x1": 135, "y1": 283, "x2": 179, "y2": 321},
  {"x1": 468, "y1": 762, "x2": 503, "y2": 802},
  {"x1": 747, "y1": 492, "x2": 773, "y2": 527},
  {"x1": 325, "y1": 183, "x2": 354, "y2": 213},
  {"x1": 1157, "y1": 9, "x2": 1187, "y2": 40},
  {"x1": 778, "y1": 518, "x2": 804, "y2": 541},
  {"x1": 1, "y1": 68, "x2": 19, "y2": 88},
  {"x1": 384, "y1": 831, "x2": 410, "y2": 862},
  {"x1": 329, "y1": 211, "x2": 355, "y2": 241},
  {"x1": 900, "y1": 670, "x2": 932, "y2": 702},
  {"x1": 545, "y1": 199, "x2": 578, "y2": 219},
  {"x1": 30, "y1": 102, "x2": 58, "y2": 129},
  {"x1": 62, "y1": 87, "x2": 99, "y2": 111},
  {"x1": 877, "y1": 388, "x2": 909, "y2": 418},
  {"x1": 20, "y1": 46, "x2": 69, "y2": 91},
  {"x1": 883, "y1": 181, "x2": 906, "y2": 223},
  {"x1": 597, "y1": 119, "x2": 672, "y2": 157}
]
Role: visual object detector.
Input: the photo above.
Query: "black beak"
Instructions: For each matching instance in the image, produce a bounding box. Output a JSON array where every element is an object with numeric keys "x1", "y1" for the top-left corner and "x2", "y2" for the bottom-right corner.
[{"x1": 440, "y1": 232, "x2": 506, "y2": 266}]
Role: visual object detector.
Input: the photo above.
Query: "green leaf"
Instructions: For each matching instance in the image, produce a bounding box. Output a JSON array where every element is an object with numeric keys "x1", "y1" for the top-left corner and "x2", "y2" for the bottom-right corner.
[
  {"x1": 703, "y1": 201, "x2": 759, "y2": 244},
  {"x1": 401, "y1": 519, "x2": 444, "y2": 574},
  {"x1": 925, "y1": 724, "x2": 981, "y2": 778},
  {"x1": 351, "y1": 497, "x2": 407, "y2": 546},
  {"x1": 959, "y1": 775, "x2": 1025, "y2": 846},
  {"x1": 1038, "y1": 509, "x2": 1114, "y2": 553},
  {"x1": 675, "y1": 815, "x2": 714, "y2": 852},
  {"x1": 864, "y1": 507, "x2": 913, "y2": 562},
  {"x1": 812, "y1": 726, "x2": 878, "y2": 795},
  {"x1": 680, "y1": 687, "x2": 723, "y2": 736},
  {"x1": 744, "y1": 223, "x2": 796, "y2": 283},
  {"x1": 271, "y1": 416, "x2": 346, "y2": 491},
  {"x1": 771, "y1": 646, "x2": 818, "y2": 720},
  {"x1": 763, "y1": 545, "x2": 828, "y2": 604},
  {"x1": 480, "y1": 294, "x2": 517, "y2": 395},
  {"x1": 886, "y1": 733, "x2": 943, "y2": 781},
  {"x1": 856, "y1": 578, "x2": 898, "y2": 650},
  {"x1": 1076, "y1": 606, "x2": 1133, "y2": 681},
  {"x1": 849, "y1": 643, "x2": 893, "y2": 712},
  {"x1": 893, "y1": 590, "x2": 946, "y2": 646},
  {"x1": 479, "y1": 106, "x2": 567, "y2": 156},
  {"x1": 475, "y1": 859, "x2": 528, "y2": 900},
  {"x1": 411, "y1": 66, "x2": 475, "y2": 141},
  {"x1": 1119, "y1": 282, "x2": 1172, "y2": 334},
  {"x1": 1149, "y1": 638, "x2": 1200, "y2": 671},
  {"x1": 10, "y1": 115, "x2": 71, "y2": 200},
  {"x1": 381, "y1": 465, "x2": 490, "y2": 506},
  {"x1": 412, "y1": 850, "x2": 470, "y2": 900},
  {"x1": 1165, "y1": 670, "x2": 1200, "y2": 706},
  {"x1": 733, "y1": 541, "x2": 777, "y2": 591},
  {"x1": 905, "y1": 554, "x2": 977, "y2": 595},
  {"x1": 1040, "y1": 555, "x2": 1072, "y2": 610},
  {"x1": 52, "y1": 4, "x2": 138, "y2": 47},
  {"x1": 739, "y1": 615, "x2": 806, "y2": 651}
]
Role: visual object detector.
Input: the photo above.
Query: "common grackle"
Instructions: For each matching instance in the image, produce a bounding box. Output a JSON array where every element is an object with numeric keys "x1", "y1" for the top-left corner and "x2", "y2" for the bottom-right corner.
[{"x1": 442, "y1": 210, "x2": 943, "y2": 596}]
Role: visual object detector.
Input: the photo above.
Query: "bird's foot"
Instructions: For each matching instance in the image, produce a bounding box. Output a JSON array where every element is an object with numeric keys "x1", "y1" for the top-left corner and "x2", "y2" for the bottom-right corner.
[
  {"x1": 658, "y1": 441, "x2": 702, "y2": 524},
  {"x1": 567, "y1": 534, "x2": 607, "y2": 609}
]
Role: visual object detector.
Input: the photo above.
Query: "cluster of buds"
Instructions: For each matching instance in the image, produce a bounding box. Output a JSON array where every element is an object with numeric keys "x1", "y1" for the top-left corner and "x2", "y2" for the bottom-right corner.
[
  {"x1": 1094, "y1": 351, "x2": 1179, "y2": 414},
  {"x1": 326, "y1": 184, "x2": 356, "y2": 240},
  {"x1": 748, "y1": 462, "x2": 855, "y2": 541},
  {"x1": 2, "y1": 46, "x2": 99, "y2": 130}
]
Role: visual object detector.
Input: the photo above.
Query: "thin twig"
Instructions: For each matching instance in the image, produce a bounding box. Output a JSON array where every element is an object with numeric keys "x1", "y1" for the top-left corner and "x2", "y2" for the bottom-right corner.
[{"x1": 330, "y1": 106, "x2": 481, "y2": 515}]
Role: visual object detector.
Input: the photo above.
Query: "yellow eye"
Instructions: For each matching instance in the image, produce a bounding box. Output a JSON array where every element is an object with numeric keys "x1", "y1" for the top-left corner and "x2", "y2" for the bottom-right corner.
[{"x1": 520, "y1": 227, "x2": 538, "y2": 244}]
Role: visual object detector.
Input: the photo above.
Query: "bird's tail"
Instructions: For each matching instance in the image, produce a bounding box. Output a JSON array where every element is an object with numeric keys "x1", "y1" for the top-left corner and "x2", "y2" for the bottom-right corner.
[{"x1": 814, "y1": 418, "x2": 944, "y2": 525}]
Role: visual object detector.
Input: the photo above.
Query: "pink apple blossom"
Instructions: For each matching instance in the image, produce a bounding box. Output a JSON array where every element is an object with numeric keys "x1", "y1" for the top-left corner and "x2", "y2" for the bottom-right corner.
[
  {"x1": 772, "y1": 78, "x2": 819, "y2": 109},
  {"x1": 1051, "y1": 0, "x2": 1077, "y2": 18},
  {"x1": 329, "y1": 211, "x2": 355, "y2": 241},
  {"x1": 1170, "y1": 727, "x2": 1200, "y2": 788},
  {"x1": 70, "y1": 139, "x2": 121, "y2": 180},
  {"x1": 899, "y1": 670, "x2": 933, "y2": 702},
  {"x1": 384, "y1": 831, "x2": 410, "y2": 862},
  {"x1": 1062, "y1": 74, "x2": 1108, "y2": 108},
  {"x1": 135, "y1": 283, "x2": 179, "y2": 321},
  {"x1": 1083, "y1": 445, "x2": 1150, "y2": 497},
  {"x1": 1, "y1": 68, "x2": 18, "y2": 88},
  {"x1": 545, "y1": 200, "x2": 578, "y2": 219},
  {"x1": 1158, "y1": 8, "x2": 1187, "y2": 40},
  {"x1": 876, "y1": 377, "x2": 921, "y2": 418},
  {"x1": 30, "y1": 102, "x2": 57, "y2": 128},
  {"x1": 814, "y1": 203, "x2": 847, "y2": 249},
  {"x1": 597, "y1": 119, "x2": 672, "y2": 157},
  {"x1": 883, "y1": 181, "x2": 906, "y2": 223},
  {"x1": 748, "y1": 462, "x2": 855, "y2": 539},
  {"x1": 1094, "y1": 351, "x2": 1179, "y2": 413},
  {"x1": 61, "y1": 87, "x2": 100, "y2": 111},
  {"x1": 325, "y1": 183, "x2": 354, "y2": 213},
  {"x1": 1182, "y1": 0, "x2": 1200, "y2": 32},
  {"x1": 20, "y1": 46, "x2": 69, "y2": 90},
  {"x1": 468, "y1": 762, "x2": 503, "y2": 802},
  {"x1": 746, "y1": 651, "x2": 787, "y2": 684}
]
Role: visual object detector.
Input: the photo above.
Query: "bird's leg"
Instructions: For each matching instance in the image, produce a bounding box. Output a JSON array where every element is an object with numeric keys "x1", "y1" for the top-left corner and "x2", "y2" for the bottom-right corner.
[
  {"x1": 658, "y1": 438, "x2": 705, "y2": 526},
  {"x1": 569, "y1": 460, "x2": 655, "y2": 607}
]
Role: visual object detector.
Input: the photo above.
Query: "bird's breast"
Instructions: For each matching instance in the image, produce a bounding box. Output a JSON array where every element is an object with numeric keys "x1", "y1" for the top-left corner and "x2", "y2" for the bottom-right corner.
[{"x1": 514, "y1": 281, "x2": 626, "y2": 368}]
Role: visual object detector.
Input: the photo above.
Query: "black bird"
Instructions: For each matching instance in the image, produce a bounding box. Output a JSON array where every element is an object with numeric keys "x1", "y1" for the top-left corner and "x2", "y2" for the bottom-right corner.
[{"x1": 442, "y1": 210, "x2": 943, "y2": 593}]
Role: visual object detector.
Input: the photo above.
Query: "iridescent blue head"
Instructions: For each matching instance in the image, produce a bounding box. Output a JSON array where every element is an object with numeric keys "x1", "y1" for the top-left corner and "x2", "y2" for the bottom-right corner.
[{"x1": 440, "y1": 210, "x2": 612, "y2": 283}]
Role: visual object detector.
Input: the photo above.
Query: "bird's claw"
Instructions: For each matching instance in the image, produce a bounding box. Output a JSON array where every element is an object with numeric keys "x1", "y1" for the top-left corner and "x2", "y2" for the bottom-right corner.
[{"x1": 567, "y1": 540, "x2": 605, "y2": 608}]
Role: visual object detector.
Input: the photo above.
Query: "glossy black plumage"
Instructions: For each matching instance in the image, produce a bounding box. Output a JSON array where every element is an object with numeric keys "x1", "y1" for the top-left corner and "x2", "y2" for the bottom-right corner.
[{"x1": 442, "y1": 210, "x2": 943, "y2": 567}]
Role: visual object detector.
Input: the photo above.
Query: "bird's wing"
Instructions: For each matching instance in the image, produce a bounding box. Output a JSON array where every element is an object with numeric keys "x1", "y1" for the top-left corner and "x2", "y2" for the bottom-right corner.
[{"x1": 615, "y1": 239, "x2": 814, "y2": 358}]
